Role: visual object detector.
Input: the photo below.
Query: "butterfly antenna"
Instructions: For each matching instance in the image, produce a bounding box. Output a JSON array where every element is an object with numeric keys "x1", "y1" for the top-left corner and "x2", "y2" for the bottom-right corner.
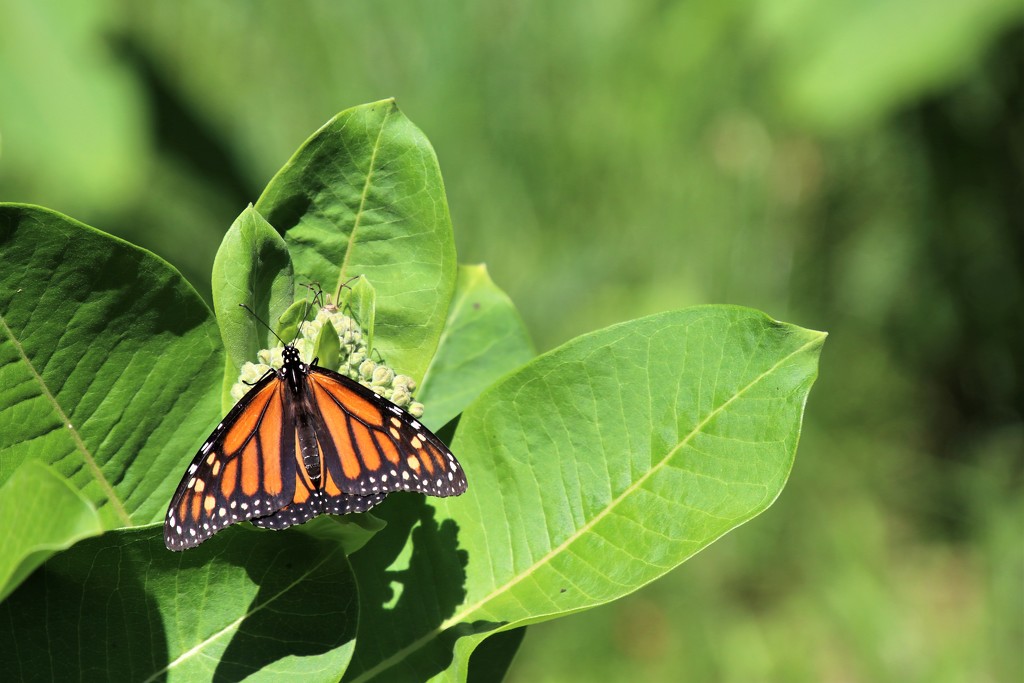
[
  {"x1": 238, "y1": 303, "x2": 287, "y2": 346},
  {"x1": 332, "y1": 274, "x2": 361, "y2": 305},
  {"x1": 293, "y1": 282, "x2": 327, "y2": 345}
]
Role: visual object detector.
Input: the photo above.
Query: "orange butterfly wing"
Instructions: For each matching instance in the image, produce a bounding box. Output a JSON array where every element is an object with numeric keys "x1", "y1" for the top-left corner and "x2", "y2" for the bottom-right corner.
[
  {"x1": 165, "y1": 350, "x2": 468, "y2": 550},
  {"x1": 247, "y1": 365, "x2": 467, "y2": 529},
  {"x1": 307, "y1": 366, "x2": 467, "y2": 498},
  {"x1": 164, "y1": 375, "x2": 297, "y2": 550}
]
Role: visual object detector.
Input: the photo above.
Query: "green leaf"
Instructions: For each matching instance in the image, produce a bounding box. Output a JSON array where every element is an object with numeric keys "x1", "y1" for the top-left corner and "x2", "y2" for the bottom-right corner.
[
  {"x1": 337, "y1": 275, "x2": 377, "y2": 355},
  {"x1": 0, "y1": 204, "x2": 223, "y2": 528},
  {"x1": 315, "y1": 318, "x2": 342, "y2": 370},
  {"x1": 294, "y1": 513, "x2": 388, "y2": 557},
  {"x1": 276, "y1": 298, "x2": 312, "y2": 344},
  {"x1": 0, "y1": 461, "x2": 102, "y2": 603},
  {"x1": 418, "y1": 264, "x2": 535, "y2": 431},
  {"x1": 0, "y1": 525, "x2": 359, "y2": 682},
  {"x1": 255, "y1": 99, "x2": 457, "y2": 384},
  {"x1": 212, "y1": 204, "x2": 294, "y2": 407},
  {"x1": 466, "y1": 627, "x2": 526, "y2": 683},
  {"x1": 344, "y1": 306, "x2": 826, "y2": 681}
]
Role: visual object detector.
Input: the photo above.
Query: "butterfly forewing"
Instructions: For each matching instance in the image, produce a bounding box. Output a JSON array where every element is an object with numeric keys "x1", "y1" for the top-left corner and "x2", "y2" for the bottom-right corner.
[{"x1": 164, "y1": 376, "x2": 298, "y2": 550}]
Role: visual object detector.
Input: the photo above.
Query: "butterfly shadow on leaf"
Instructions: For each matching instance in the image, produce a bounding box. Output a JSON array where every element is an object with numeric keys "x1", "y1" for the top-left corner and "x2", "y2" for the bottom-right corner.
[
  {"x1": 345, "y1": 493, "x2": 469, "y2": 678},
  {"x1": 212, "y1": 529, "x2": 359, "y2": 682}
]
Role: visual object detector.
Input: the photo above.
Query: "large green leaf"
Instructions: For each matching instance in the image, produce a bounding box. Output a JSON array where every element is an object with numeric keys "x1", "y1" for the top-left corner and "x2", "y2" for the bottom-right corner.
[
  {"x1": 211, "y1": 204, "x2": 294, "y2": 409},
  {"x1": 344, "y1": 306, "x2": 825, "y2": 681},
  {"x1": 0, "y1": 526, "x2": 359, "y2": 682},
  {"x1": 0, "y1": 461, "x2": 102, "y2": 603},
  {"x1": 465, "y1": 627, "x2": 526, "y2": 683},
  {"x1": 212, "y1": 203, "x2": 294, "y2": 371},
  {"x1": 417, "y1": 264, "x2": 535, "y2": 431},
  {"x1": 0, "y1": 204, "x2": 222, "y2": 528},
  {"x1": 337, "y1": 275, "x2": 377, "y2": 355},
  {"x1": 255, "y1": 99, "x2": 457, "y2": 383}
]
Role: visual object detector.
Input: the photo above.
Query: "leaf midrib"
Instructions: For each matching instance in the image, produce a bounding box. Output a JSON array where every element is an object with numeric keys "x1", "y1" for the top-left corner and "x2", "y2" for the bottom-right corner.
[
  {"x1": 336, "y1": 106, "x2": 391, "y2": 294},
  {"x1": 143, "y1": 547, "x2": 345, "y2": 682},
  {"x1": 347, "y1": 332, "x2": 823, "y2": 682},
  {"x1": 0, "y1": 311, "x2": 131, "y2": 525}
]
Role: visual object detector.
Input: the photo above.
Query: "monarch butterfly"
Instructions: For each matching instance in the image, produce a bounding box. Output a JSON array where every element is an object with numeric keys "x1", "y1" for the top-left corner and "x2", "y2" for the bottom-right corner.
[{"x1": 164, "y1": 313, "x2": 467, "y2": 551}]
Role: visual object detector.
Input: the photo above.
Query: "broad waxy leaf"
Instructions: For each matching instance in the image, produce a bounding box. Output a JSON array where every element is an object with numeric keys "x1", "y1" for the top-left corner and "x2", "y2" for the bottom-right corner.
[
  {"x1": 315, "y1": 318, "x2": 342, "y2": 371},
  {"x1": 344, "y1": 306, "x2": 825, "y2": 681},
  {"x1": 0, "y1": 526, "x2": 359, "y2": 682},
  {"x1": 212, "y1": 204, "x2": 294, "y2": 410},
  {"x1": 0, "y1": 460, "x2": 102, "y2": 602},
  {"x1": 337, "y1": 274, "x2": 377, "y2": 355},
  {"x1": 465, "y1": 627, "x2": 527, "y2": 683},
  {"x1": 275, "y1": 298, "x2": 313, "y2": 345},
  {"x1": 418, "y1": 264, "x2": 535, "y2": 431},
  {"x1": 0, "y1": 204, "x2": 223, "y2": 527},
  {"x1": 294, "y1": 512, "x2": 389, "y2": 557},
  {"x1": 255, "y1": 99, "x2": 457, "y2": 384}
]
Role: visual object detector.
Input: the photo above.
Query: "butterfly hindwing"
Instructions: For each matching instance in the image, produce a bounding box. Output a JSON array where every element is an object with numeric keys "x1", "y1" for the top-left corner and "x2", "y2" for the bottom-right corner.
[
  {"x1": 249, "y1": 408, "x2": 390, "y2": 530},
  {"x1": 164, "y1": 375, "x2": 297, "y2": 550},
  {"x1": 306, "y1": 366, "x2": 468, "y2": 498},
  {"x1": 249, "y1": 492, "x2": 388, "y2": 529}
]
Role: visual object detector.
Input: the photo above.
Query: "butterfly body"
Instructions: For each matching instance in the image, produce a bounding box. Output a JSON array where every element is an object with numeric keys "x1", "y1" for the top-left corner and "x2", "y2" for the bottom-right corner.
[{"x1": 164, "y1": 343, "x2": 466, "y2": 551}]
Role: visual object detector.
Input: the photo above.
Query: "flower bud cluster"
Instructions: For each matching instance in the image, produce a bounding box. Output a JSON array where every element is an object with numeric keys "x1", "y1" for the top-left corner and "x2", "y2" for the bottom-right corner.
[{"x1": 230, "y1": 307, "x2": 425, "y2": 418}]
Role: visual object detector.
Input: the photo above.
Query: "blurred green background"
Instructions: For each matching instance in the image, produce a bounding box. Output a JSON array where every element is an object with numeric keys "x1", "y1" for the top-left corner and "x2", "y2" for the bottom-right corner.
[{"x1": 2, "y1": 1, "x2": 1021, "y2": 681}]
